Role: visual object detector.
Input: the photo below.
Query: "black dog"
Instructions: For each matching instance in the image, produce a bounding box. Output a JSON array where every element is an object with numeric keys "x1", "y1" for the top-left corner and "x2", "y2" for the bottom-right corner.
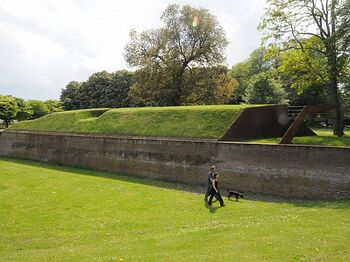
[{"x1": 227, "y1": 190, "x2": 244, "y2": 201}]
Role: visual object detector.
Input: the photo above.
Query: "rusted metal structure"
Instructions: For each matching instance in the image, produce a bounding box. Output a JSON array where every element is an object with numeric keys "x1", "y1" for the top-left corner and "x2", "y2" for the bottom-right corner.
[{"x1": 279, "y1": 104, "x2": 336, "y2": 144}]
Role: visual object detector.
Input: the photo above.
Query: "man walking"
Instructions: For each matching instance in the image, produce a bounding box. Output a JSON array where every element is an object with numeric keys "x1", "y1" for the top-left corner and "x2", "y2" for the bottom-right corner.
[
  {"x1": 204, "y1": 166, "x2": 215, "y2": 201},
  {"x1": 208, "y1": 172, "x2": 224, "y2": 207}
]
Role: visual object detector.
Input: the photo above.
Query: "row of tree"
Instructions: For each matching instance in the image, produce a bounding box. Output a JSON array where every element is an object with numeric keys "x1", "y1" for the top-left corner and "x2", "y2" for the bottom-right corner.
[
  {"x1": 59, "y1": 1, "x2": 349, "y2": 136},
  {"x1": 0, "y1": 95, "x2": 62, "y2": 127},
  {"x1": 62, "y1": 42, "x2": 349, "y2": 111},
  {"x1": 60, "y1": 66, "x2": 238, "y2": 110},
  {"x1": 60, "y1": 70, "x2": 134, "y2": 110},
  {"x1": 229, "y1": 44, "x2": 349, "y2": 107}
]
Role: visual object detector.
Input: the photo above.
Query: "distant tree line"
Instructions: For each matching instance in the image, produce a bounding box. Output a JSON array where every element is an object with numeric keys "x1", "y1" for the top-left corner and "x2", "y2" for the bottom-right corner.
[
  {"x1": 60, "y1": 70, "x2": 135, "y2": 110},
  {"x1": 0, "y1": 95, "x2": 62, "y2": 127}
]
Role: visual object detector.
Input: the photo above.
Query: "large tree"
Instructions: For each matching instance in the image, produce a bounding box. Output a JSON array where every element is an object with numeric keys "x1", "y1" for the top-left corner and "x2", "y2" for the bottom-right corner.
[
  {"x1": 60, "y1": 71, "x2": 134, "y2": 109},
  {"x1": 129, "y1": 65, "x2": 237, "y2": 106},
  {"x1": 60, "y1": 81, "x2": 82, "y2": 110},
  {"x1": 14, "y1": 97, "x2": 34, "y2": 121},
  {"x1": 184, "y1": 65, "x2": 238, "y2": 105},
  {"x1": 259, "y1": 0, "x2": 350, "y2": 136},
  {"x1": 102, "y1": 70, "x2": 135, "y2": 108},
  {"x1": 0, "y1": 95, "x2": 18, "y2": 127},
  {"x1": 125, "y1": 4, "x2": 228, "y2": 106},
  {"x1": 244, "y1": 72, "x2": 288, "y2": 104},
  {"x1": 274, "y1": 37, "x2": 330, "y2": 105},
  {"x1": 26, "y1": 100, "x2": 50, "y2": 119},
  {"x1": 230, "y1": 47, "x2": 271, "y2": 103}
]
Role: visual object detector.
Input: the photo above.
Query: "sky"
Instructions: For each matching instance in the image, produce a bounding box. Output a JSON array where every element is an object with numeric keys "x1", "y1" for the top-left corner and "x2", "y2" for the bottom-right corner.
[{"x1": 0, "y1": 0, "x2": 266, "y2": 100}]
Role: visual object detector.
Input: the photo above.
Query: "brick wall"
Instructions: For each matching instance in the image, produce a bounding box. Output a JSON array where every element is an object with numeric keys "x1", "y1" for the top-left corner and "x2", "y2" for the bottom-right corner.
[{"x1": 0, "y1": 130, "x2": 349, "y2": 199}]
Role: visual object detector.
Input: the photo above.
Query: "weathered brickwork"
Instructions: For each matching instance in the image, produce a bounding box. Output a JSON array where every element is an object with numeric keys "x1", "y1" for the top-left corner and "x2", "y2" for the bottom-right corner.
[{"x1": 0, "y1": 130, "x2": 349, "y2": 199}]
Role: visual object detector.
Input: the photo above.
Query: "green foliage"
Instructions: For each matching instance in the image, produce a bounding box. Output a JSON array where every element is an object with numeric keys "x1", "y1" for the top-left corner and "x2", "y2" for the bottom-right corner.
[
  {"x1": 182, "y1": 65, "x2": 238, "y2": 105},
  {"x1": 0, "y1": 95, "x2": 18, "y2": 127},
  {"x1": 259, "y1": 0, "x2": 350, "y2": 136},
  {"x1": 0, "y1": 95, "x2": 61, "y2": 123},
  {"x1": 44, "y1": 100, "x2": 63, "y2": 113},
  {"x1": 60, "y1": 71, "x2": 134, "y2": 110},
  {"x1": 230, "y1": 47, "x2": 271, "y2": 103},
  {"x1": 26, "y1": 100, "x2": 50, "y2": 119},
  {"x1": 106, "y1": 70, "x2": 135, "y2": 107},
  {"x1": 60, "y1": 81, "x2": 82, "y2": 110},
  {"x1": 128, "y1": 67, "x2": 168, "y2": 106},
  {"x1": 1, "y1": 158, "x2": 350, "y2": 260},
  {"x1": 340, "y1": 60, "x2": 350, "y2": 116},
  {"x1": 10, "y1": 105, "x2": 254, "y2": 138},
  {"x1": 278, "y1": 38, "x2": 329, "y2": 94},
  {"x1": 266, "y1": 38, "x2": 331, "y2": 105},
  {"x1": 229, "y1": 41, "x2": 335, "y2": 107},
  {"x1": 244, "y1": 72, "x2": 287, "y2": 104},
  {"x1": 13, "y1": 97, "x2": 33, "y2": 121},
  {"x1": 337, "y1": 0, "x2": 350, "y2": 56},
  {"x1": 125, "y1": 4, "x2": 228, "y2": 105},
  {"x1": 78, "y1": 71, "x2": 113, "y2": 108},
  {"x1": 286, "y1": 85, "x2": 329, "y2": 106}
]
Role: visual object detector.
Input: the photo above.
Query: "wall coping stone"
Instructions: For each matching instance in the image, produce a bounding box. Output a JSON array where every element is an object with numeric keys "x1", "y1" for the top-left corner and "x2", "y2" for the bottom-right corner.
[{"x1": 4, "y1": 129, "x2": 350, "y2": 150}]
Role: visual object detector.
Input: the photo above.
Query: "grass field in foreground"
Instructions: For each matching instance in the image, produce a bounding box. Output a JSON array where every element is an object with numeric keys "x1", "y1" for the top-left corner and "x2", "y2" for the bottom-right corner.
[
  {"x1": 10, "y1": 105, "x2": 255, "y2": 139},
  {"x1": 248, "y1": 128, "x2": 350, "y2": 147},
  {"x1": 1, "y1": 158, "x2": 349, "y2": 261}
]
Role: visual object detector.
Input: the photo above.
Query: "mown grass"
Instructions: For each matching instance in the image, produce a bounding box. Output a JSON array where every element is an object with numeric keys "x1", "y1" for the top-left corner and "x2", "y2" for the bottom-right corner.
[
  {"x1": 248, "y1": 128, "x2": 350, "y2": 147},
  {"x1": 10, "y1": 105, "x2": 254, "y2": 139},
  {"x1": 1, "y1": 157, "x2": 349, "y2": 261}
]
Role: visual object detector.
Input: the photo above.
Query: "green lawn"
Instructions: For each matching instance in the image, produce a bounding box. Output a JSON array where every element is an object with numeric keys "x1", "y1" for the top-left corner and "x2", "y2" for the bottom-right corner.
[
  {"x1": 1, "y1": 157, "x2": 349, "y2": 261},
  {"x1": 10, "y1": 105, "x2": 255, "y2": 139},
  {"x1": 248, "y1": 128, "x2": 350, "y2": 147}
]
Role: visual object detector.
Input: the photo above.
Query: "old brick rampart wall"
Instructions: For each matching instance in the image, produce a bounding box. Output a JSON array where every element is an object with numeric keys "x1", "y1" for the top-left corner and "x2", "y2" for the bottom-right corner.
[{"x1": 0, "y1": 130, "x2": 349, "y2": 199}]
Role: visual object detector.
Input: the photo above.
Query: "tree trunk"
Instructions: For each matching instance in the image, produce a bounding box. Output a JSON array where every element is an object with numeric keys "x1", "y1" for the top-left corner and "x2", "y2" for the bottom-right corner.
[
  {"x1": 172, "y1": 77, "x2": 182, "y2": 106},
  {"x1": 328, "y1": 0, "x2": 344, "y2": 137},
  {"x1": 326, "y1": 48, "x2": 344, "y2": 136},
  {"x1": 327, "y1": 42, "x2": 344, "y2": 136},
  {"x1": 329, "y1": 73, "x2": 344, "y2": 137},
  {"x1": 171, "y1": 66, "x2": 186, "y2": 106}
]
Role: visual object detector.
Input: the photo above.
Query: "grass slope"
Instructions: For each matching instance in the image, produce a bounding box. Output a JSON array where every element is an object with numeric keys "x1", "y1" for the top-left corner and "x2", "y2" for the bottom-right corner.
[
  {"x1": 10, "y1": 105, "x2": 253, "y2": 139},
  {"x1": 249, "y1": 128, "x2": 350, "y2": 147},
  {"x1": 1, "y1": 157, "x2": 349, "y2": 261}
]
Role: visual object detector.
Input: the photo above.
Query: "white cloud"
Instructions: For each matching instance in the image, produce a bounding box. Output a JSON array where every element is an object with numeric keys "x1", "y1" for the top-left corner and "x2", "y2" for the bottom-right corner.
[{"x1": 0, "y1": 0, "x2": 266, "y2": 100}]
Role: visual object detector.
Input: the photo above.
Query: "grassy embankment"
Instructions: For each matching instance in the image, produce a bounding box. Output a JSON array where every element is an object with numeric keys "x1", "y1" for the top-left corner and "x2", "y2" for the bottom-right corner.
[
  {"x1": 249, "y1": 128, "x2": 350, "y2": 147},
  {"x1": 9, "y1": 105, "x2": 350, "y2": 146},
  {"x1": 10, "y1": 105, "x2": 252, "y2": 139},
  {"x1": 1, "y1": 157, "x2": 349, "y2": 261}
]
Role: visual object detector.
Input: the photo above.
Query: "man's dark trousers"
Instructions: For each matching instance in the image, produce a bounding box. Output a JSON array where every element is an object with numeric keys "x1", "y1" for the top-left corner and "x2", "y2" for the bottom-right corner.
[{"x1": 208, "y1": 188, "x2": 224, "y2": 206}]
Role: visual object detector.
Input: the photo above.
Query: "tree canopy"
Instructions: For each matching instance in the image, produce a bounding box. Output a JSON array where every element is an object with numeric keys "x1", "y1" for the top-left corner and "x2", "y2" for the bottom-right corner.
[
  {"x1": 124, "y1": 4, "x2": 229, "y2": 106},
  {"x1": 259, "y1": 0, "x2": 350, "y2": 136},
  {"x1": 60, "y1": 71, "x2": 135, "y2": 110},
  {"x1": 0, "y1": 95, "x2": 18, "y2": 127},
  {"x1": 0, "y1": 95, "x2": 62, "y2": 126}
]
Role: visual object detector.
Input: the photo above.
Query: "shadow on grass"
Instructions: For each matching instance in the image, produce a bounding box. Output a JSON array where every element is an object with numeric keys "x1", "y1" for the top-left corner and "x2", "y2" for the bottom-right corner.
[
  {"x1": 1, "y1": 156, "x2": 349, "y2": 210},
  {"x1": 203, "y1": 199, "x2": 219, "y2": 213},
  {"x1": 0, "y1": 156, "x2": 205, "y2": 193}
]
